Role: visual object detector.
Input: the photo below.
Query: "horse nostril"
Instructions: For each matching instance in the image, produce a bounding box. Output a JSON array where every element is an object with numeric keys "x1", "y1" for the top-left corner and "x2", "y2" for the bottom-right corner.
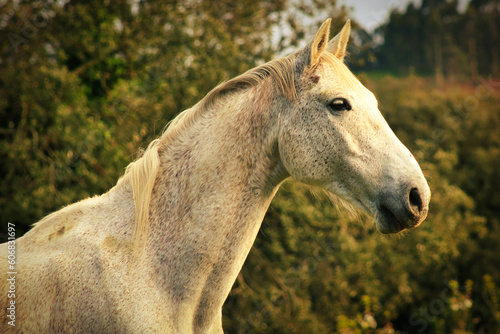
[{"x1": 409, "y1": 187, "x2": 423, "y2": 215}]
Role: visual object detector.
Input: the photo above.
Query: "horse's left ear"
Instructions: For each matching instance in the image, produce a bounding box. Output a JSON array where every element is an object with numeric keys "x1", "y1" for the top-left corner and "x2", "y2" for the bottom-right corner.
[
  {"x1": 326, "y1": 20, "x2": 351, "y2": 61},
  {"x1": 310, "y1": 18, "x2": 331, "y2": 67}
]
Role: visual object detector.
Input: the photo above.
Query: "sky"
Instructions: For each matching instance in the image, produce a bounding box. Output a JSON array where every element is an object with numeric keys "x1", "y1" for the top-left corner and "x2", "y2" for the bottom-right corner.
[{"x1": 338, "y1": 0, "x2": 470, "y2": 32}]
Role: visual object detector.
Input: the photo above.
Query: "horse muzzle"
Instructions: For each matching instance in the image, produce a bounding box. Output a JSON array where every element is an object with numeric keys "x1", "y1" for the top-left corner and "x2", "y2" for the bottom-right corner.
[{"x1": 375, "y1": 183, "x2": 431, "y2": 234}]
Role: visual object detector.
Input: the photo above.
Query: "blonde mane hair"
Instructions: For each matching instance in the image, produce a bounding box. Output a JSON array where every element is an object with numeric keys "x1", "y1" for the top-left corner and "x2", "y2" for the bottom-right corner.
[{"x1": 119, "y1": 53, "x2": 299, "y2": 255}]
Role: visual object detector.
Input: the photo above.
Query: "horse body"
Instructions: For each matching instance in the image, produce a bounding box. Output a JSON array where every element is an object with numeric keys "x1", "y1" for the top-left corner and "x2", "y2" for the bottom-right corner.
[
  {"x1": 1, "y1": 19, "x2": 430, "y2": 333},
  {"x1": 1, "y1": 77, "x2": 286, "y2": 333}
]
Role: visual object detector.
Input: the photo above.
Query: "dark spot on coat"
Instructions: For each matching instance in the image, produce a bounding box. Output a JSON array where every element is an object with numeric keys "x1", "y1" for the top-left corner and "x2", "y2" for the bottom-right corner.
[{"x1": 48, "y1": 225, "x2": 66, "y2": 241}]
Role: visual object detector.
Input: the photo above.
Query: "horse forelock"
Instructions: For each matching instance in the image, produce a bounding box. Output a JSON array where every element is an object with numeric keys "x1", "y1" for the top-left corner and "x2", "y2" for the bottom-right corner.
[{"x1": 317, "y1": 52, "x2": 367, "y2": 96}]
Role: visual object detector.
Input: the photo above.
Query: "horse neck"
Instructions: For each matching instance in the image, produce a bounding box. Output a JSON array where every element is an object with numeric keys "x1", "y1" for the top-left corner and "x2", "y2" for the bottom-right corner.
[{"x1": 143, "y1": 80, "x2": 288, "y2": 328}]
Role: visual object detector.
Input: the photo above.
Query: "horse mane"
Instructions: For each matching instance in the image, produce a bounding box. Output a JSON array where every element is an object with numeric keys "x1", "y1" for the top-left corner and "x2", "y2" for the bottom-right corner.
[{"x1": 118, "y1": 53, "x2": 299, "y2": 256}]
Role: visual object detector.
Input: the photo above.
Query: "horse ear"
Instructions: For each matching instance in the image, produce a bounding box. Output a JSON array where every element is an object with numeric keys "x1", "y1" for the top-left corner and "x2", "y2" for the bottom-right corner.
[
  {"x1": 309, "y1": 18, "x2": 331, "y2": 67},
  {"x1": 294, "y1": 19, "x2": 331, "y2": 75},
  {"x1": 326, "y1": 20, "x2": 351, "y2": 61}
]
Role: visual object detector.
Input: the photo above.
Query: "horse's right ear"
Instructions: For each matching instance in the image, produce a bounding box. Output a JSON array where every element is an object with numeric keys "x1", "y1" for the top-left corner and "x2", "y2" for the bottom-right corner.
[
  {"x1": 310, "y1": 19, "x2": 331, "y2": 67},
  {"x1": 295, "y1": 19, "x2": 332, "y2": 73}
]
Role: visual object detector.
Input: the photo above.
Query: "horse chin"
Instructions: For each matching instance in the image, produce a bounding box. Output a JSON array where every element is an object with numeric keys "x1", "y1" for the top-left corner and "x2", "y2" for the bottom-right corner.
[
  {"x1": 337, "y1": 195, "x2": 407, "y2": 234},
  {"x1": 374, "y1": 201, "x2": 428, "y2": 234},
  {"x1": 374, "y1": 208, "x2": 408, "y2": 234},
  {"x1": 376, "y1": 220, "x2": 407, "y2": 234}
]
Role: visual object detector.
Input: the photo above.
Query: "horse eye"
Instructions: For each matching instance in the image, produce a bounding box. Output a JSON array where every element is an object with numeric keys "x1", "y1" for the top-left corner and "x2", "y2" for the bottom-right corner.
[{"x1": 328, "y1": 98, "x2": 352, "y2": 112}]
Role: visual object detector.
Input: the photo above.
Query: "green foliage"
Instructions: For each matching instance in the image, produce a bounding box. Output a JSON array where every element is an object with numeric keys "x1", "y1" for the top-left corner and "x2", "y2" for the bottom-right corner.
[
  {"x1": 375, "y1": 0, "x2": 500, "y2": 78},
  {"x1": 1, "y1": 1, "x2": 499, "y2": 333}
]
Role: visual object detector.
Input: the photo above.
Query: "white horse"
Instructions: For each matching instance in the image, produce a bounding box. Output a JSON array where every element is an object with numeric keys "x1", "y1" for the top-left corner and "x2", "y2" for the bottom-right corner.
[{"x1": 1, "y1": 19, "x2": 430, "y2": 333}]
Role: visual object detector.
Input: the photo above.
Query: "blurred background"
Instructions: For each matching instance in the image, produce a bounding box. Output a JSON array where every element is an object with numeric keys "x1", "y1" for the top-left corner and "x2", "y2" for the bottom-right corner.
[{"x1": 1, "y1": 0, "x2": 499, "y2": 332}]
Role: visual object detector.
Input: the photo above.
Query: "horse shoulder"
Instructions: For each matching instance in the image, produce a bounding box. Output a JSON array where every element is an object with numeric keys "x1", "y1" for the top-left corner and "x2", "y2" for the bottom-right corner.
[{"x1": 1, "y1": 193, "x2": 135, "y2": 332}]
